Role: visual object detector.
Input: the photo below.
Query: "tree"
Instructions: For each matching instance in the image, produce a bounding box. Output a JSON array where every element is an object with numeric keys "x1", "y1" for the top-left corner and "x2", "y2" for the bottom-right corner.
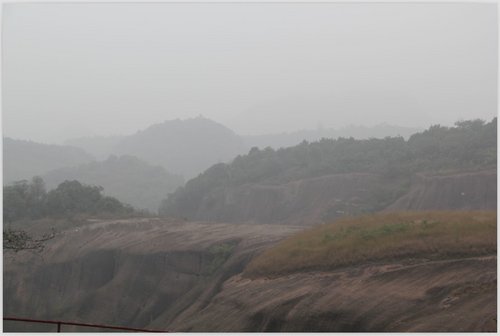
[{"x1": 3, "y1": 181, "x2": 29, "y2": 223}]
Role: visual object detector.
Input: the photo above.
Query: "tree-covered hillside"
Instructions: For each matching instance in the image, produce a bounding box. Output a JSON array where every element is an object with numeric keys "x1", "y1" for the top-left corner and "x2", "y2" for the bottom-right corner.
[
  {"x1": 61, "y1": 118, "x2": 428, "y2": 181},
  {"x1": 243, "y1": 123, "x2": 423, "y2": 150},
  {"x1": 111, "y1": 116, "x2": 247, "y2": 179},
  {"x1": 160, "y1": 118, "x2": 496, "y2": 219},
  {"x1": 4, "y1": 177, "x2": 135, "y2": 223},
  {"x1": 43, "y1": 155, "x2": 184, "y2": 212}
]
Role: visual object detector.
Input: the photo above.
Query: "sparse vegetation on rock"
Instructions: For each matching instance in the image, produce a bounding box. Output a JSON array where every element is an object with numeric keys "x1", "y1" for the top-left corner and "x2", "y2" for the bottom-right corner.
[{"x1": 244, "y1": 211, "x2": 497, "y2": 277}]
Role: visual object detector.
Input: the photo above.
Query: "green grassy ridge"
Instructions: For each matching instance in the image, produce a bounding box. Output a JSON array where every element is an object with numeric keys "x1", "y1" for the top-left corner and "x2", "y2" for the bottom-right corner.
[{"x1": 244, "y1": 211, "x2": 497, "y2": 277}]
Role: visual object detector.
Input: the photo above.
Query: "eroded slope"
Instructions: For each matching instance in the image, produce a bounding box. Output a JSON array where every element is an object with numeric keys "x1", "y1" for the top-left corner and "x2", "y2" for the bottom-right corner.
[
  {"x1": 171, "y1": 212, "x2": 497, "y2": 332},
  {"x1": 3, "y1": 218, "x2": 301, "y2": 331},
  {"x1": 4, "y1": 213, "x2": 496, "y2": 332},
  {"x1": 174, "y1": 256, "x2": 496, "y2": 332}
]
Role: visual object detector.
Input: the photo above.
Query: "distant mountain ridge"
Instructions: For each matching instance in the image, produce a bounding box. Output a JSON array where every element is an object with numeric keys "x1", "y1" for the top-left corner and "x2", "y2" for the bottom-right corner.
[
  {"x1": 243, "y1": 123, "x2": 423, "y2": 150},
  {"x1": 3, "y1": 137, "x2": 94, "y2": 184},
  {"x1": 42, "y1": 155, "x2": 184, "y2": 212},
  {"x1": 64, "y1": 135, "x2": 125, "y2": 160},
  {"x1": 62, "y1": 117, "x2": 426, "y2": 179},
  {"x1": 110, "y1": 116, "x2": 247, "y2": 179}
]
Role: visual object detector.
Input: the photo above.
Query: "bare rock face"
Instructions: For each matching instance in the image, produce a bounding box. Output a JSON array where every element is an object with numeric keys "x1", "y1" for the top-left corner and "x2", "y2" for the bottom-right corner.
[
  {"x1": 169, "y1": 169, "x2": 496, "y2": 226},
  {"x1": 181, "y1": 173, "x2": 404, "y2": 226},
  {"x1": 3, "y1": 219, "x2": 301, "y2": 331},
  {"x1": 171, "y1": 257, "x2": 496, "y2": 332},
  {"x1": 4, "y1": 217, "x2": 496, "y2": 332},
  {"x1": 385, "y1": 169, "x2": 497, "y2": 211}
]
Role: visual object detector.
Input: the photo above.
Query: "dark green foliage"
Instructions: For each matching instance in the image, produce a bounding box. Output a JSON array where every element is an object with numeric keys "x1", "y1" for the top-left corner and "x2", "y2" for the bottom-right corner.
[
  {"x1": 45, "y1": 180, "x2": 133, "y2": 216},
  {"x1": 3, "y1": 178, "x2": 134, "y2": 223},
  {"x1": 160, "y1": 118, "x2": 497, "y2": 218},
  {"x1": 46, "y1": 180, "x2": 102, "y2": 216},
  {"x1": 407, "y1": 118, "x2": 497, "y2": 170},
  {"x1": 3, "y1": 177, "x2": 48, "y2": 223}
]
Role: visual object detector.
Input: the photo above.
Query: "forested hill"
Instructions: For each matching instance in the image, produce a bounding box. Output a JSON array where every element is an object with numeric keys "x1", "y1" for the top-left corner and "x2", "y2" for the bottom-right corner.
[
  {"x1": 3, "y1": 138, "x2": 94, "y2": 184},
  {"x1": 159, "y1": 118, "x2": 496, "y2": 222},
  {"x1": 111, "y1": 116, "x2": 246, "y2": 179},
  {"x1": 243, "y1": 123, "x2": 422, "y2": 150},
  {"x1": 43, "y1": 155, "x2": 184, "y2": 212},
  {"x1": 62, "y1": 118, "x2": 427, "y2": 179}
]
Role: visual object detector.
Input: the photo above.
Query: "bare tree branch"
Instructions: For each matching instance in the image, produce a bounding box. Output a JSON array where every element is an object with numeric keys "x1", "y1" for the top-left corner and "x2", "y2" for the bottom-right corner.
[{"x1": 3, "y1": 228, "x2": 56, "y2": 252}]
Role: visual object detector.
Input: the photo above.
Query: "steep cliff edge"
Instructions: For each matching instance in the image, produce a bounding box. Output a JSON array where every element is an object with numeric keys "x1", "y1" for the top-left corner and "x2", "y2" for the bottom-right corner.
[
  {"x1": 3, "y1": 219, "x2": 301, "y2": 331},
  {"x1": 173, "y1": 257, "x2": 496, "y2": 332},
  {"x1": 169, "y1": 211, "x2": 496, "y2": 332},
  {"x1": 161, "y1": 169, "x2": 496, "y2": 226},
  {"x1": 385, "y1": 169, "x2": 497, "y2": 211},
  {"x1": 4, "y1": 213, "x2": 496, "y2": 332},
  {"x1": 182, "y1": 173, "x2": 402, "y2": 226}
]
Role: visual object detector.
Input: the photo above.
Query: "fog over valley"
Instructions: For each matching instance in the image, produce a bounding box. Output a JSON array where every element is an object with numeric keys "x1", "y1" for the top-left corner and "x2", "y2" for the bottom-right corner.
[{"x1": 3, "y1": 2, "x2": 497, "y2": 333}]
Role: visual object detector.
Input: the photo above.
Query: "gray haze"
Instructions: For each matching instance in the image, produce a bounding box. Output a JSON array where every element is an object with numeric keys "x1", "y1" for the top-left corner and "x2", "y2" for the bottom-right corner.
[{"x1": 3, "y1": 3, "x2": 497, "y2": 144}]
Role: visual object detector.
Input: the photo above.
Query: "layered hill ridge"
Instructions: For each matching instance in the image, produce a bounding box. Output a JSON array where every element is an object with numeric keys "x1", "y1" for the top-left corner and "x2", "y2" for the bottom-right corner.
[
  {"x1": 160, "y1": 118, "x2": 497, "y2": 224},
  {"x1": 62, "y1": 119, "x2": 425, "y2": 175},
  {"x1": 3, "y1": 138, "x2": 94, "y2": 184},
  {"x1": 111, "y1": 116, "x2": 247, "y2": 179},
  {"x1": 64, "y1": 135, "x2": 125, "y2": 161},
  {"x1": 243, "y1": 123, "x2": 423, "y2": 149},
  {"x1": 42, "y1": 155, "x2": 184, "y2": 212},
  {"x1": 3, "y1": 118, "x2": 497, "y2": 332}
]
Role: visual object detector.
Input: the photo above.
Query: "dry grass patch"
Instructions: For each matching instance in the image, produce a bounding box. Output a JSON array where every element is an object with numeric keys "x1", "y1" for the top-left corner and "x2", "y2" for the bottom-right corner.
[{"x1": 245, "y1": 211, "x2": 496, "y2": 277}]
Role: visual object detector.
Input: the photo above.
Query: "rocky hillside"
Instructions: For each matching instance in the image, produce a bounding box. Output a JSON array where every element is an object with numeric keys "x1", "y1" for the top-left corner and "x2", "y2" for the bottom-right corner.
[
  {"x1": 160, "y1": 173, "x2": 404, "y2": 225},
  {"x1": 4, "y1": 213, "x2": 496, "y2": 332},
  {"x1": 385, "y1": 169, "x2": 497, "y2": 211},
  {"x1": 160, "y1": 119, "x2": 497, "y2": 224},
  {"x1": 174, "y1": 256, "x2": 496, "y2": 332},
  {"x1": 159, "y1": 169, "x2": 495, "y2": 226},
  {"x1": 3, "y1": 218, "x2": 301, "y2": 332}
]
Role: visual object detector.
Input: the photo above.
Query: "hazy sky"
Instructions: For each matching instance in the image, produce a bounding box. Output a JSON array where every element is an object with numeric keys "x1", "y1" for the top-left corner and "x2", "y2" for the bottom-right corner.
[{"x1": 3, "y1": 3, "x2": 497, "y2": 144}]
